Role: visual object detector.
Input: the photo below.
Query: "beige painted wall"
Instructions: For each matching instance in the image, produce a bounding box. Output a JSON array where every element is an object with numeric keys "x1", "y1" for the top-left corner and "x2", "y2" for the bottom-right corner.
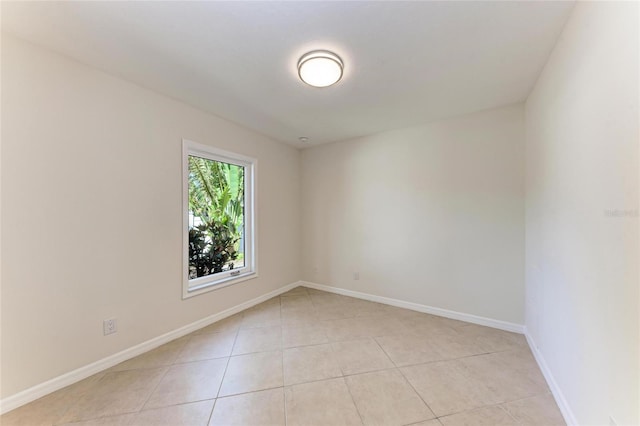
[
  {"x1": 301, "y1": 105, "x2": 525, "y2": 325},
  {"x1": 0, "y1": 36, "x2": 301, "y2": 398},
  {"x1": 525, "y1": 2, "x2": 639, "y2": 424}
]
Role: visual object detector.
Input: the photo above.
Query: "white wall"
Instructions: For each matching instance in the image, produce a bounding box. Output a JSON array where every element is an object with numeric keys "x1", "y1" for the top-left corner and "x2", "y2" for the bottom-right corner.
[
  {"x1": 0, "y1": 36, "x2": 301, "y2": 399},
  {"x1": 301, "y1": 105, "x2": 525, "y2": 325},
  {"x1": 525, "y1": 2, "x2": 639, "y2": 425}
]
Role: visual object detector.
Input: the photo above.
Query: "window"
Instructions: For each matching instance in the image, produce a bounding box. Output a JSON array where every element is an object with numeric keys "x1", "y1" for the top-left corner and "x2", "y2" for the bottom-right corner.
[{"x1": 182, "y1": 139, "x2": 256, "y2": 298}]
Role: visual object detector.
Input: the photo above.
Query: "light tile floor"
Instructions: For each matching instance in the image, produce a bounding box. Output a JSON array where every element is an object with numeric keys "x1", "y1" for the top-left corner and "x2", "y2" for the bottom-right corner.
[{"x1": 1, "y1": 286, "x2": 565, "y2": 426}]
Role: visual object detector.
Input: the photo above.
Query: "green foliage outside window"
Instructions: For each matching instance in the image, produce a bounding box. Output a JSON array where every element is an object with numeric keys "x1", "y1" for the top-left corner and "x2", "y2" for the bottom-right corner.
[{"x1": 188, "y1": 156, "x2": 245, "y2": 278}]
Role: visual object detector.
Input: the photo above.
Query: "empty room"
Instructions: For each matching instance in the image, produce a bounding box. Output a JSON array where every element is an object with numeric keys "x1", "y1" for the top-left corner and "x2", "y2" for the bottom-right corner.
[{"x1": 0, "y1": 1, "x2": 638, "y2": 426}]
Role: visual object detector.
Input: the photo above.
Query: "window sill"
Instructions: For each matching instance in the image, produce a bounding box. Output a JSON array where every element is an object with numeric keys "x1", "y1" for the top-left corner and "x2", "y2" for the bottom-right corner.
[{"x1": 182, "y1": 271, "x2": 258, "y2": 299}]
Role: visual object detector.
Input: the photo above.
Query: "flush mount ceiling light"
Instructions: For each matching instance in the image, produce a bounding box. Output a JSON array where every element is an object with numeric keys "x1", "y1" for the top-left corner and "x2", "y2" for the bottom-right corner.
[{"x1": 297, "y1": 50, "x2": 343, "y2": 88}]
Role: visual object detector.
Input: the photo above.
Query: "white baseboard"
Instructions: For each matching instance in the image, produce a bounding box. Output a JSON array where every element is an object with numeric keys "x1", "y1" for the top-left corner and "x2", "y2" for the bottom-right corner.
[
  {"x1": 0, "y1": 281, "x2": 301, "y2": 415},
  {"x1": 524, "y1": 328, "x2": 578, "y2": 426},
  {"x1": 300, "y1": 281, "x2": 524, "y2": 334}
]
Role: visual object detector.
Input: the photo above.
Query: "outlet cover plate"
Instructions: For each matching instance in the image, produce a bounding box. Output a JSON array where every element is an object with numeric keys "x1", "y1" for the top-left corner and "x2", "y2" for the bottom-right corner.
[{"x1": 103, "y1": 318, "x2": 117, "y2": 335}]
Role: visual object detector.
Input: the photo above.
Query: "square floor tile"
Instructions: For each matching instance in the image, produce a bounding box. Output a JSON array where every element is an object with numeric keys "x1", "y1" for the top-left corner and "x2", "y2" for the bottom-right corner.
[
  {"x1": 429, "y1": 330, "x2": 487, "y2": 360},
  {"x1": 0, "y1": 373, "x2": 105, "y2": 426},
  {"x1": 284, "y1": 378, "x2": 362, "y2": 426},
  {"x1": 345, "y1": 369, "x2": 435, "y2": 426},
  {"x1": 192, "y1": 314, "x2": 243, "y2": 336},
  {"x1": 209, "y1": 388, "x2": 285, "y2": 426},
  {"x1": 280, "y1": 295, "x2": 313, "y2": 313},
  {"x1": 324, "y1": 318, "x2": 370, "y2": 341},
  {"x1": 501, "y1": 393, "x2": 565, "y2": 425},
  {"x1": 281, "y1": 310, "x2": 320, "y2": 328},
  {"x1": 459, "y1": 354, "x2": 548, "y2": 403},
  {"x1": 324, "y1": 317, "x2": 406, "y2": 341},
  {"x1": 466, "y1": 348, "x2": 538, "y2": 371},
  {"x1": 110, "y1": 337, "x2": 188, "y2": 372},
  {"x1": 134, "y1": 400, "x2": 213, "y2": 426},
  {"x1": 282, "y1": 325, "x2": 328, "y2": 348},
  {"x1": 241, "y1": 304, "x2": 281, "y2": 329},
  {"x1": 360, "y1": 316, "x2": 408, "y2": 337},
  {"x1": 218, "y1": 351, "x2": 283, "y2": 397},
  {"x1": 144, "y1": 358, "x2": 227, "y2": 409},
  {"x1": 438, "y1": 405, "x2": 518, "y2": 426},
  {"x1": 283, "y1": 344, "x2": 343, "y2": 385},
  {"x1": 232, "y1": 326, "x2": 282, "y2": 355},
  {"x1": 313, "y1": 303, "x2": 359, "y2": 321},
  {"x1": 176, "y1": 332, "x2": 236, "y2": 363},
  {"x1": 400, "y1": 360, "x2": 499, "y2": 417},
  {"x1": 331, "y1": 338, "x2": 394, "y2": 375},
  {"x1": 56, "y1": 413, "x2": 136, "y2": 426},
  {"x1": 59, "y1": 368, "x2": 167, "y2": 423},
  {"x1": 375, "y1": 334, "x2": 444, "y2": 366}
]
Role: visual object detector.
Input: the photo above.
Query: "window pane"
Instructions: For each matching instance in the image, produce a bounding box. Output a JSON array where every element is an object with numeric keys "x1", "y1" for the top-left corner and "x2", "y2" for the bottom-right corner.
[{"x1": 188, "y1": 155, "x2": 245, "y2": 279}]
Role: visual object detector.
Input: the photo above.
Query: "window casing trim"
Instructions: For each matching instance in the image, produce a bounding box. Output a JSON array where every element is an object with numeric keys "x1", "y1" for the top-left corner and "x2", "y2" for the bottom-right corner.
[{"x1": 182, "y1": 139, "x2": 258, "y2": 299}]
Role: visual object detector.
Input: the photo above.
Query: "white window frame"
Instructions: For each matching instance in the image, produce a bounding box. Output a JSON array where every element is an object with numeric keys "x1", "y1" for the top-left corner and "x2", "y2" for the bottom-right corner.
[{"x1": 182, "y1": 139, "x2": 257, "y2": 299}]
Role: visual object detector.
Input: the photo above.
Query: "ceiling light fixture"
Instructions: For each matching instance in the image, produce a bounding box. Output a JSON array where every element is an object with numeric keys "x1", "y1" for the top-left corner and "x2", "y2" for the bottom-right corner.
[
  {"x1": 297, "y1": 50, "x2": 343, "y2": 88},
  {"x1": 298, "y1": 136, "x2": 310, "y2": 143}
]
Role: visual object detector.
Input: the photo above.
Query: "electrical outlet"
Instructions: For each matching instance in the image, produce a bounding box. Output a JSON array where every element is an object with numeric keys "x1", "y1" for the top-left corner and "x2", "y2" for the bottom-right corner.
[
  {"x1": 103, "y1": 318, "x2": 117, "y2": 335},
  {"x1": 609, "y1": 416, "x2": 617, "y2": 426},
  {"x1": 353, "y1": 271, "x2": 360, "y2": 280}
]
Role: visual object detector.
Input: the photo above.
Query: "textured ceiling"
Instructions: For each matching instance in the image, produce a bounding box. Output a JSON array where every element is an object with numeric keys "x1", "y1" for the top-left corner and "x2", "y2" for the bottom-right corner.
[{"x1": 1, "y1": 1, "x2": 574, "y2": 147}]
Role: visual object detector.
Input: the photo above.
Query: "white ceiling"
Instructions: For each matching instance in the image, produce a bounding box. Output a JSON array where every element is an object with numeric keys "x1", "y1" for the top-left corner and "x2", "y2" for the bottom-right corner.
[{"x1": 1, "y1": 1, "x2": 574, "y2": 147}]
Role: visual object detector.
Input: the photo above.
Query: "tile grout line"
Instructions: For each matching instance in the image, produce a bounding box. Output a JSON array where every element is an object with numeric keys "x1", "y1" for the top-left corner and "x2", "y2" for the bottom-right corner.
[
  {"x1": 428, "y1": 389, "x2": 556, "y2": 421},
  {"x1": 373, "y1": 336, "x2": 439, "y2": 423},
  {"x1": 100, "y1": 365, "x2": 173, "y2": 421},
  {"x1": 50, "y1": 371, "x2": 108, "y2": 425},
  {"x1": 212, "y1": 385, "x2": 286, "y2": 402},
  {"x1": 402, "y1": 419, "x2": 443, "y2": 426},
  {"x1": 342, "y1": 375, "x2": 366, "y2": 426},
  {"x1": 497, "y1": 392, "x2": 557, "y2": 424},
  {"x1": 285, "y1": 366, "x2": 400, "y2": 388},
  {"x1": 138, "y1": 331, "x2": 232, "y2": 424},
  {"x1": 52, "y1": 370, "x2": 165, "y2": 425},
  {"x1": 434, "y1": 401, "x2": 526, "y2": 424},
  {"x1": 498, "y1": 403, "x2": 524, "y2": 425},
  {"x1": 208, "y1": 317, "x2": 242, "y2": 424},
  {"x1": 325, "y1": 331, "x2": 365, "y2": 425},
  {"x1": 278, "y1": 293, "x2": 289, "y2": 426}
]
